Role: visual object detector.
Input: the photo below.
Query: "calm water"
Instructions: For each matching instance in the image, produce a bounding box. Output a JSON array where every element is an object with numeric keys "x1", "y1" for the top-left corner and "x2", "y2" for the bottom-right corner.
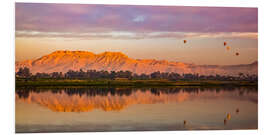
[{"x1": 15, "y1": 86, "x2": 258, "y2": 133}]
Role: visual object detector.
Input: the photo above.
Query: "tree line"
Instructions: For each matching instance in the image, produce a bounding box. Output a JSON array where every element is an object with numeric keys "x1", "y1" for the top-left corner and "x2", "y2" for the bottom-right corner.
[{"x1": 16, "y1": 67, "x2": 258, "y2": 81}]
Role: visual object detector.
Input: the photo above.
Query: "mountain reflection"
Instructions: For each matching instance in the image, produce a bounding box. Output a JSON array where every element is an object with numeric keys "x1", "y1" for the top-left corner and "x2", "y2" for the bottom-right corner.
[{"x1": 16, "y1": 87, "x2": 257, "y2": 112}]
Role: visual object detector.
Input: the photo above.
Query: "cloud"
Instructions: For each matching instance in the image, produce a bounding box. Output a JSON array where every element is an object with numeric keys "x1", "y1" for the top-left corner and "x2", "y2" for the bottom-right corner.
[
  {"x1": 16, "y1": 3, "x2": 258, "y2": 34},
  {"x1": 16, "y1": 30, "x2": 258, "y2": 40},
  {"x1": 133, "y1": 15, "x2": 145, "y2": 22}
]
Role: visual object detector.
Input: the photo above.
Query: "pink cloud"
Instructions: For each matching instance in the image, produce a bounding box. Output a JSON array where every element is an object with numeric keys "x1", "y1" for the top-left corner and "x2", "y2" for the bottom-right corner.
[{"x1": 16, "y1": 3, "x2": 258, "y2": 34}]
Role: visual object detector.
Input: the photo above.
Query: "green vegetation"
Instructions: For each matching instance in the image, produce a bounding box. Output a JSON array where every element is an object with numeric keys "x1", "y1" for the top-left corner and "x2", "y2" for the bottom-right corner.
[{"x1": 16, "y1": 78, "x2": 257, "y2": 87}]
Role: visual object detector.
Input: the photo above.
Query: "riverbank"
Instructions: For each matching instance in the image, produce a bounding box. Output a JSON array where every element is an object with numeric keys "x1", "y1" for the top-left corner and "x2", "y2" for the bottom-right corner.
[{"x1": 15, "y1": 79, "x2": 258, "y2": 87}]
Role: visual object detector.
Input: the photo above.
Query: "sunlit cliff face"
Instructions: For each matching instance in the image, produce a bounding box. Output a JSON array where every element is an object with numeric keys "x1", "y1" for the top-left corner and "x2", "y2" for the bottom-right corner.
[
  {"x1": 16, "y1": 88, "x2": 257, "y2": 112},
  {"x1": 15, "y1": 50, "x2": 189, "y2": 74},
  {"x1": 15, "y1": 50, "x2": 258, "y2": 76}
]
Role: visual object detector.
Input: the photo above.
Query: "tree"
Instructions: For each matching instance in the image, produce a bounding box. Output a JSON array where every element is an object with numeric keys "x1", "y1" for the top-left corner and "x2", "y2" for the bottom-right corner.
[
  {"x1": 151, "y1": 71, "x2": 161, "y2": 79},
  {"x1": 238, "y1": 72, "x2": 244, "y2": 80},
  {"x1": 16, "y1": 67, "x2": 31, "y2": 78}
]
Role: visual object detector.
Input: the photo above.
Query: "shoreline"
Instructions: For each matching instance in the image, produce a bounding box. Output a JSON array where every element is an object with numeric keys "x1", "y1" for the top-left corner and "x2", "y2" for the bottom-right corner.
[{"x1": 15, "y1": 79, "x2": 258, "y2": 87}]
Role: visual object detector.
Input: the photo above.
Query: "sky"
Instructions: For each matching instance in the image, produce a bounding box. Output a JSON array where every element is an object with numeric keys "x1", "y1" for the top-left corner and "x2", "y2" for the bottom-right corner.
[{"x1": 15, "y1": 3, "x2": 258, "y2": 65}]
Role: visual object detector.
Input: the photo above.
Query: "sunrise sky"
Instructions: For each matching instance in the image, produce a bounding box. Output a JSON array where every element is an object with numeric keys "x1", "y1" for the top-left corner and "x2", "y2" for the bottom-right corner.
[{"x1": 15, "y1": 3, "x2": 258, "y2": 65}]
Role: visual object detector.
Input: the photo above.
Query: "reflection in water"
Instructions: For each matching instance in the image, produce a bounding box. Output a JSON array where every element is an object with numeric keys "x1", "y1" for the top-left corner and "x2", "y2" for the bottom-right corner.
[
  {"x1": 15, "y1": 86, "x2": 258, "y2": 132},
  {"x1": 16, "y1": 87, "x2": 257, "y2": 112}
]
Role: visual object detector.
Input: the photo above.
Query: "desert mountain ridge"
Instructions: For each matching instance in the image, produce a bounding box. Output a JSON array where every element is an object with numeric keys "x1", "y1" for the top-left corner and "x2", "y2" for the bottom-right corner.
[{"x1": 15, "y1": 50, "x2": 258, "y2": 76}]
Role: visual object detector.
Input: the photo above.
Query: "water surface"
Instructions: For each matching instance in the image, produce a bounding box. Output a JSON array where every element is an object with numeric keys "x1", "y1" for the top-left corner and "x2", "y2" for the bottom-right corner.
[{"x1": 15, "y1": 86, "x2": 258, "y2": 133}]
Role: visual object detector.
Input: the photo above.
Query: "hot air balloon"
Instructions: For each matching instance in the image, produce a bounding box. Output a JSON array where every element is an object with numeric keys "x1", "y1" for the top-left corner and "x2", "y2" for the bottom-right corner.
[
  {"x1": 226, "y1": 46, "x2": 230, "y2": 51},
  {"x1": 236, "y1": 52, "x2": 239, "y2": 56},
  {"x1": 184, "y1": 120, "x2": 187, "y2": 125},
  {"x1": 183, "y1": 40, "x2": 187, "y2": 44},
  {"x1": 224, "y1": 118, "x2": 227, "y2": 125},
  {"x1": 224, "y1": 42, "x2": 227, "y2": 46},
  {"x1": 236, "y1": 108, "x2": 240, "y2": 113},
  {"x1": 226, "y1": 113, "x2": 231, "y2": 120}
]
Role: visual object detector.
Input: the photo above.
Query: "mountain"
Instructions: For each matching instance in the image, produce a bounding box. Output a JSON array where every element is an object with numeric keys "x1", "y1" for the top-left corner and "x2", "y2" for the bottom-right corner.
[{"x1": 15, "y1": 50, "x2": 258, "y2": 75}]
